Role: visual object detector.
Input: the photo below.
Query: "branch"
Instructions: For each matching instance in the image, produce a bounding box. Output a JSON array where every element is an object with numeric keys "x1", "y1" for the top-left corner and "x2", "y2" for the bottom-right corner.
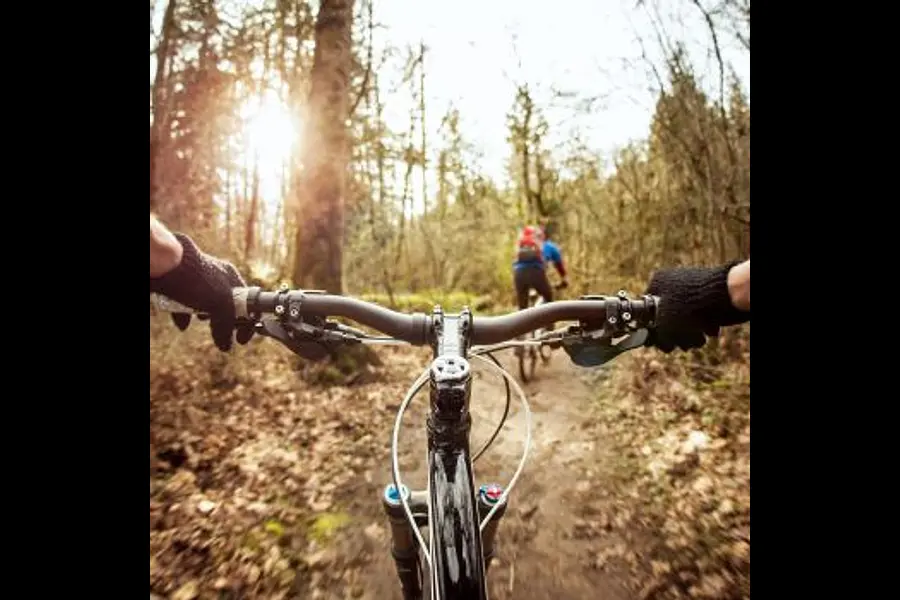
[
  {"x1": 722, "y1": 203, "x2": 750, "y2": 226},
  {"x1": 691, "y1": 0, "x2": 743, "y2": 208},
  {"x1": 347, "y1": 0, "x2": 374, "y2": 118},
  {"x1": 691, "y1": 0, "x2": 726, "y2": 114},
  {"x1": 732, "y1": 0, "x2": 750, "y2": 50}
]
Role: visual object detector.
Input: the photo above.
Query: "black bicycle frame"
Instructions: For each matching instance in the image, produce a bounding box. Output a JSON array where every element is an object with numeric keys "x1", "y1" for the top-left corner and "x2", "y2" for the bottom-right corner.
[
  {"x1": 426, "y1": 306, "x2": 487, "y2": 599},
  {"x1": 383, "y1": 306, "x2": 497, "y2": 600}
]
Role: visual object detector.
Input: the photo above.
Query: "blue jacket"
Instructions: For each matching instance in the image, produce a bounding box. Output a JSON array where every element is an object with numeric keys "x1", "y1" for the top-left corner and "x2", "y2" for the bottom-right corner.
[{"x1": 513, "y1": 240, "x2": 566, "y2": 277}]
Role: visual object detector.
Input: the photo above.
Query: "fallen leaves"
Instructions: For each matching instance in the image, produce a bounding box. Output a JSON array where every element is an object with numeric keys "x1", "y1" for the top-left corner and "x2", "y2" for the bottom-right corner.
[
  {"x1": 582, "y1": 333, "x2": 751, "y2": 600},
  {"x1": 150, "y1": 323, "x2": 427, "y2": 599},
  {"x1": 171, "y1": 579, "x2": 200, "y2": 600}
]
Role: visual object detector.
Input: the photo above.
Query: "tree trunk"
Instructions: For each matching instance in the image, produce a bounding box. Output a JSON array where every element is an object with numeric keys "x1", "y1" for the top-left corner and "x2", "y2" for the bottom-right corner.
[
  {"x1": 225, "y1": 169, "x2": 232, "y2": 248},
  {"x1": 418, "y1": 42, "x2": 427, "y2": 213},
  {"x1": 149, "y1": 0, "x2": 178, "y2": 211},
  {"x1": 291, "y1": 0, "x2": 354, "y2": 293}
]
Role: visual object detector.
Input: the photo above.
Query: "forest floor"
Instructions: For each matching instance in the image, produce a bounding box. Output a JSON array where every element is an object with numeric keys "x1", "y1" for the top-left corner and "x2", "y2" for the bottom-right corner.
[{"x1": 150, "y1": 316, "x2": 750, "y2": 600}]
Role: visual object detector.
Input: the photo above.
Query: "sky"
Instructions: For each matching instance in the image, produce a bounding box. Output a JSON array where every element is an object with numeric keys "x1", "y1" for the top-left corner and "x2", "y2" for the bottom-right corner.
[{"x1": 373, "y1": 0, "x2": 750, "y2": 185}]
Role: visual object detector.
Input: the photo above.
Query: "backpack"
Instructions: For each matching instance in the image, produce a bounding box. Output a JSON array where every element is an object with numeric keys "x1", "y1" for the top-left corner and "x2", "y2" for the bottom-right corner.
[{"x1": 515, "y1": 225, "x2": 545, "y2": 263}]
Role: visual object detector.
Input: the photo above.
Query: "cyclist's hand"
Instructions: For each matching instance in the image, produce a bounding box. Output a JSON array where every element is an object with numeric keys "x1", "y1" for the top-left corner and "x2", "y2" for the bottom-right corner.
[
  {"x1": 149, "y1": 234, "x2": 255, "y2": 351},
  {"x1": 643, "y1": 263, "x2": 748, "y2": 353}
]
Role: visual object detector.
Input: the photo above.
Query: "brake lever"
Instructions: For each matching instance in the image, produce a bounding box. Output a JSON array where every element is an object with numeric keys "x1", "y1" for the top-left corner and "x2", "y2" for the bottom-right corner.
[
  {"x1": 560, "y1": 326, "x2": 650, "y2": 368},
  {"x1": 254, "y1": 318, "x2": 354, "y2": 361},
  {"x1": 535, "y1": 326, "x2": 573, "y2": 349},
  {"x1": 331, "y1": 322, "x2": 370, "y2": 338}
]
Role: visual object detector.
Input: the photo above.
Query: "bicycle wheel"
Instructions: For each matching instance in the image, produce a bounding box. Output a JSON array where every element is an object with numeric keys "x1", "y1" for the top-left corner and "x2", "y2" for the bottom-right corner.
[
  {"x1": 519, "y1": 294, "x2": 544, "y2": 380},
  {"x1": 539, "y1": 342, "x2": 553, "y2": 364},
  {"x1": 518, "y1": 340, "x2": 538, "y2": 382},
  {"x1": 534, "y1": 320, "x2": 552, "y2": 365}
]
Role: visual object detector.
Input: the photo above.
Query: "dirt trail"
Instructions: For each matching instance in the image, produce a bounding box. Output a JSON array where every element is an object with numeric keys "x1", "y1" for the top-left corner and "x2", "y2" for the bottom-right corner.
[{"x1": 334, "y1": 351, "x2": 635, "y2": 600}]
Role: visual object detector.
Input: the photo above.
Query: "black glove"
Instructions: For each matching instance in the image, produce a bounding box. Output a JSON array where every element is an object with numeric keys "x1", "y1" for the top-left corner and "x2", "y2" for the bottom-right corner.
[
  {"x1": 644, "y1": 261, "x2": 750, "y2": 353},
  {"x1": 149, "y1": 233, "x2": 254, "y2": 352}
]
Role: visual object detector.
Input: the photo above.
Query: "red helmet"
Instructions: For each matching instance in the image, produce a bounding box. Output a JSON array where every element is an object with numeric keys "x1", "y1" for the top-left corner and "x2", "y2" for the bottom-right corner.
[{"x1": 521, "y1": 225, "x2": 544, "y2": 241}]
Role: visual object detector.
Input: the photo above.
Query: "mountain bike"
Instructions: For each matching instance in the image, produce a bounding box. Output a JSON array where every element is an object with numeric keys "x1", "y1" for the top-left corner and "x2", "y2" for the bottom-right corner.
[
  {"x1": 152, "y1": 287, "x2": 657, "y2": 600},
  {"x1": 517, "y1": 281, "x2": 568, "y2": 383}
]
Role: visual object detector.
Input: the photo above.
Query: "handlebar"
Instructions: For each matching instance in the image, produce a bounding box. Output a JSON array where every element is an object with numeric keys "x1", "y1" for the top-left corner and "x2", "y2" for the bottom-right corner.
[
  {"x1": 151, "y1": 287, "x2": 659, "y2": 364},
  {"x1": 237, "y1": 288, "x2": 432, "y2": 344},
  {"x1": 228, "y1": 287, "x2": 657, "y2": 346}
]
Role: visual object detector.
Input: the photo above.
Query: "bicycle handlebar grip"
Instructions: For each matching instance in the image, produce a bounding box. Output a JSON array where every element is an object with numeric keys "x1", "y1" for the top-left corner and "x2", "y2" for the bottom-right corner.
[
  {"x1": 471, "y1": 297, "x2": 658, "y2": 345},
  {"x1": 233, "y1": 287, "x2": 254, "y2": 319}
]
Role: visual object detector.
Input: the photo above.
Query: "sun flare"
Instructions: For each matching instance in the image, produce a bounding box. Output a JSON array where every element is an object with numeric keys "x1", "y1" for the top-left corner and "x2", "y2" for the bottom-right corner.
[{"x1": 238, "y1": 89, "x2": 300, "y2": 212}]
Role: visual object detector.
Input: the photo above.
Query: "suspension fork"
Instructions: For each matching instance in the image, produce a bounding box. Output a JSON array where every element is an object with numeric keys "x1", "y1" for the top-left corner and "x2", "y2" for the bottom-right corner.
[
  {"x1": 382, "y1": 484, "x2": 429, "y2": 600},
  {"x1": 381, "y1": 480, "x2": 510, "y2": 597},
  {"x1": 477, "y1": 483, "x2": 509, "y2": 570}
]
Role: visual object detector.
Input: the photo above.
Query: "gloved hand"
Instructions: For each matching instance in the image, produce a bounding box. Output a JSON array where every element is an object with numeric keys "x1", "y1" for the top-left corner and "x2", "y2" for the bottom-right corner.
[
  {"x1": 149, "y1": 233, "x2": 255, "y2": 351},
  {"x1": 644, "y1": 262, "x2": 749, "y2": 353}
]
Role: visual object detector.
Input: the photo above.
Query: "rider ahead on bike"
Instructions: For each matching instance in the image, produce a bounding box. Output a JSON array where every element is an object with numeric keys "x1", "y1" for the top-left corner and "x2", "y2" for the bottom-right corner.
[{"x1": 512, "y1": 221, "x2": 569, "y2": 310}]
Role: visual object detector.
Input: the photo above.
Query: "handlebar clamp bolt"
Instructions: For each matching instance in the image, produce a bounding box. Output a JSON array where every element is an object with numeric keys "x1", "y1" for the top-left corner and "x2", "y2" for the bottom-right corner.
[
  {"x1": 617, "y1": 290, "x2": 628, "y2": 299},
  {"x1": 289, "y1": 307, "x2": 300, "y2": 318},
  {"x1": 274, "y1": 305, "x2": 285, "y2": 315},
  {"x1": 607, "y1": 316, "x2": 617, "y2": 324},
  {"x1": 622, "y1": 312, "x2": 631, "y2": 322},
  {"x1": 278, "y1": 283, "x2": 289, "y2": 292}
]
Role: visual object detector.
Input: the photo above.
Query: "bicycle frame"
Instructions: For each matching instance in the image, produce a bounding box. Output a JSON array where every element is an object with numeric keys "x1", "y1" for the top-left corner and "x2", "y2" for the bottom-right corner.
[{"x1": 382, "y1": 306, "x2": 504, "y2": 600}]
